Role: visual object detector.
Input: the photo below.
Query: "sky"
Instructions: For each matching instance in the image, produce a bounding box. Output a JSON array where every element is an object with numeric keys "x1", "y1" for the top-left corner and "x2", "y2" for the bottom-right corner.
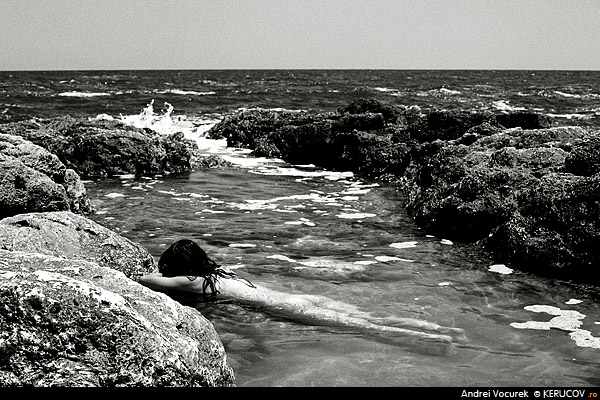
[{"x1": 1, "y1": 0, "x2": 599, "y2": 70}]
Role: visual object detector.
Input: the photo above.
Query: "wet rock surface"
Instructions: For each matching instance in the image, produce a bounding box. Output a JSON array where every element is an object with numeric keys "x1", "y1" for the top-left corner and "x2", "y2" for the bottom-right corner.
[
  {"x1": 0, "y1": 133, "x2": 93, "y2": 219},
  {"x1": 0, "y1": 117, "x2": 203, "y2": 178}
]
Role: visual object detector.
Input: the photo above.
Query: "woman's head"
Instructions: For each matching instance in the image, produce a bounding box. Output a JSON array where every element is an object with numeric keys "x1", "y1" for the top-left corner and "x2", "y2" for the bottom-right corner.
[{"x1": 158, "y1": 239, "x2": 215, "y2": 278}]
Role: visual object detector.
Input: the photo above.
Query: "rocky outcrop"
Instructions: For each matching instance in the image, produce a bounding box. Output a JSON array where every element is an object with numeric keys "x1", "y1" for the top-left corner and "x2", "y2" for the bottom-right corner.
[
  {"x1": 402, "y1": 126, "x2": 600, "y2": 283},
  {"x1": 0, "y1": 212, "x2": 235, "y2": 387},
  {"x1": 0, "y1": 117, "x2": 203, "y2": 178},
  {"x1": 0, "y1": 134, "x2": 93, "y2": 219},
  {"x1": 208, "y1": 99, "x2": 599, "y2": 284},
  {"x1": 0, "y1": 212, "x2": 156, "y2": 280}
]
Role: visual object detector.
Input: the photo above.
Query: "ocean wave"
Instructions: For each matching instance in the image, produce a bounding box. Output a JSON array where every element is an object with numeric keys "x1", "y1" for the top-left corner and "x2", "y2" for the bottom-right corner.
[
  {"x1": 152, "y1": 89, "x2": 216, "y2": 96},
  {"x1": 373, "y1": 87, "x2": 398, "y2": 93},
  {"x1": 414, "y1": 88, "x2": 462, "y2": 97},
  {"x1": 492, "y1": 100, "x2": 527, "y2": 112},
  {"x1": 236, "y1": 106, "x2": 306, "y2": 113},
  {"x1": 57, "y1": 91, "x2": 111, "y2": 98},
  {"x1": 553, "y1": 90, "x2": 581, "y2": 99},
  {"x1": 117, "y1": 100, "x2": 221, "y2": 140},
  {"x1": 546, "y1": 113, "x2": 592, "y2": 120}
]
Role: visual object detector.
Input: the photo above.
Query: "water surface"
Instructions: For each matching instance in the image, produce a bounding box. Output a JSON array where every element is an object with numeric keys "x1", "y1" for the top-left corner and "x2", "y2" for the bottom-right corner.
[{"x1": 86, "y1": 153, "x2": 600, "y2": 387}]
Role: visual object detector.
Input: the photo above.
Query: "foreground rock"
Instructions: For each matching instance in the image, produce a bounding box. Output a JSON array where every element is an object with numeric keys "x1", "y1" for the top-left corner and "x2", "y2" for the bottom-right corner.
[
  {"x1": 0, "y1": 134, "x2": 93, "y2": 219},
  {"x1": 0, "y1": 212, "x2": 156, "y2": 280},
  {"x1": 0, "y1": 212, "x2": 235, "y2": 387},
  {"x1": 0, "y1": 117, "x2": 204, "y2": 178},
  {"x1": 208, "y1": 99, "x2": 599, "y2": 284}
]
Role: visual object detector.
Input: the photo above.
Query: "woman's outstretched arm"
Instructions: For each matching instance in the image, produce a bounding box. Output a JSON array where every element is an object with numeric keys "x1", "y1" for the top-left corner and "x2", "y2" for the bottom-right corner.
[{"x1": 139, "y1": 273, "x2": 205, "y2": 293}]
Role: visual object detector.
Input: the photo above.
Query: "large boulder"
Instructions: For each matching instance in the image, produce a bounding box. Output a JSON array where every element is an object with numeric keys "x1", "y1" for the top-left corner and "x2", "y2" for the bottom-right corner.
[
  {"x1": 485, "y1": 173, "x2": 600, "y2": 282},
  {"x1": 0, "y1": 211, "x2": 235, "y2": 386},
  {"x1": 0, "y1": 250, "x2": 235, "y2": 386},
  {"x1": 0, "y1": 212, "x2": 156, "y2": 281},
  {"x1": 0, "y1": 134, "x2": 93, "y2": 219},
  {"x1": 401, "y1": 126, "x2": 600, "y2": 283},
  {"x1": 0, "y1": 117, "x2": 203, "y2": 178}
]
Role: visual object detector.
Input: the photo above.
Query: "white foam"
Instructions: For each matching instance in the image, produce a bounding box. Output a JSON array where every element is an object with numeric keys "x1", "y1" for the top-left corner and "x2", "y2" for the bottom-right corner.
[
  {"x1": 565, "y1": 299, "x2": 583, "y2": 305},
  {"x1": 105, "y1": 193, "x2": 125, "y2": 198},
  {"x1": 336, "y1": 213, "x2": 376, "y2": 219},
  {"x1": 374, "y1": 256, "x2": 415, "y2": 263},
  {"x1": 492, "y1": 100, "x2": 527, "y2": 112},
  {"x1": 228, "y1": 243, "x2": 257, "y2": 248},
  {"x1": 249, "y1": 166, "x2": 354, "y2": 181},
  {"x1": 440, "y1": 239, "x2": 453, "y2": 245},
  {"x1": 488, "y1": 264, "x2": 513, "y2": 275},
  {"x1": 373, "y1": 87, "x2": 398, "y2": 93},
  {"x1": 546, "y1": 113, "x2": 590, "y2": 120},
  {"x1": 569, "y1": 330, "x2": 600, "y2": 349},
  {"x1": 389, "y1": 241, "x2": 418, "y2": 249},
  {"x1": 266, "y1": 254, "x2": 297, "y2": 263},
  {"x1": 553, "y1": 90, "x2": 581, "y2": 98},
  {"x1": 155, "y1": 89, "x2": 216, "y2": 96},
  {"x1": 285, "y1": 218, "x2": 315, "y2": 227},
  {"x1": 439, "y1": 88, "x2": 461, "y2": 95},
  {"x1": 58, "y1": 91, "x2": 110, "y2": 97},
  {"x1": 510, "y1": 304, "x2": 600, "y2": 349}
]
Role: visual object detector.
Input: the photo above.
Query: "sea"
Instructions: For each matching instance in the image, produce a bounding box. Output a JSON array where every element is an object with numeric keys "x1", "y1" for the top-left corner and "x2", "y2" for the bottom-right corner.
[{"x1": 1, "y1": 70, "x2": 600, "y2": 387}]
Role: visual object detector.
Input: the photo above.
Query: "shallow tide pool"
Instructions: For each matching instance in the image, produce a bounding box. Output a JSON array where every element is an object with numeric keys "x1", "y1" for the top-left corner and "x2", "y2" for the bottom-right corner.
[{"x1": 86, "y1": 149, "x2": 600, "y2": 387}]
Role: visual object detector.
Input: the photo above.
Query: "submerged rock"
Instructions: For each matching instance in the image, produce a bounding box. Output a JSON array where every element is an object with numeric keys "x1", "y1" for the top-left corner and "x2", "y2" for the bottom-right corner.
[
  {"x1": 0, "y1": 117, "x2": 203, "y2": 178},
  {"x1": 0, "y1": 134, "x2": 93, "y2": 219},
  {"x1": 0, "y1": 211, "x2": 235, "y2": 387}
]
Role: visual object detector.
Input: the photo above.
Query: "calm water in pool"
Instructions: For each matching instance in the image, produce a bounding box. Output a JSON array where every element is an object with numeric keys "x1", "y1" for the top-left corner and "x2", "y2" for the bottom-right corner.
[{"x1": 86, "y1": 147, "x2": 600, "y2": 387}]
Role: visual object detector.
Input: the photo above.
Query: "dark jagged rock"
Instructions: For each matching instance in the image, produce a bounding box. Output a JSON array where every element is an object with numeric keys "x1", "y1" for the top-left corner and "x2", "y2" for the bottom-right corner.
[
  {"x1": 402, "y1": 126, "x2": 599, "y2": 283},
  {"x1": 564, "y1": 132, "x2": 600, "y2": 176},
  {"x1": 0, "y1": 134, "x2": 93, "y2": 219},
  {"x1": 0, "y1": 211, "x2": 235, "y2": 387},
  {"x1": 0, "y1": 117, "x2": 203, "y2": 178},
  {"x1": 485, "y1": 173, "x2": 600, "y2": 282}
]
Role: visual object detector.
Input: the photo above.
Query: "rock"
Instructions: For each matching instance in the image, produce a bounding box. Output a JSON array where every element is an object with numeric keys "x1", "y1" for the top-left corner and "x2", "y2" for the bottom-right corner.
[
  {"x1": 195, "y1": 154, "x2": 234, "y2": 169},
  {"x1": 0, "y1": 211, "x2": 156, "y2": 281},
  {"x1": 401, "y1": 125, "x2": 600, "y2": 282},
  {"x1": 0, "y1": 156, "x2": 69, "y2": 219},
  {"x1": 565, "y1": 132, "x2": 600, "y2": 176},
  {"x1": 0, "y1": 250, "x2": 235, "y2": 386},
  {"x1": 485, "y1": 173, "x2": 600, "y2": 283},
  {"x1": 0, "y1": 133, "x2": 93, "y2": 219},
  {"x1": 0, "y1": 117, "x2": 203, "y2": 178}
]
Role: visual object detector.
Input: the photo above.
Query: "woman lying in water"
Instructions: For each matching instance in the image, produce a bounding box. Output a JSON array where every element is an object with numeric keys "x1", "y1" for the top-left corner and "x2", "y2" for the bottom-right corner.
[{"x1": 139, "y1": 239, "x2": 465, "y2": 343}]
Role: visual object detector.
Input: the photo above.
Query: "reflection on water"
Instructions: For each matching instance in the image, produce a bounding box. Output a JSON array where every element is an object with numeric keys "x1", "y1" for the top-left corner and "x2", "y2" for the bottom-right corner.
[{"x1": 86, "y1": 156, "x2": 600, "y2": 387}]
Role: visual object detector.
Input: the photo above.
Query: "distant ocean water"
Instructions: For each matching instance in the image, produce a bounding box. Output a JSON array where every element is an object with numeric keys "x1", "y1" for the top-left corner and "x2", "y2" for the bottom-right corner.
[
  {"x1": 2, "y1": 70, "x2": 600, "y2": 128},
  {"x1": 3, "y1": 70, "x2": 600, "y2": 387}
]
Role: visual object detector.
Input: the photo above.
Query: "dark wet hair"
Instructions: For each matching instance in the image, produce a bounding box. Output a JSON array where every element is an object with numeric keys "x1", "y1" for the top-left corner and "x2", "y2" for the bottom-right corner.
[{"x1": 158, "y1": 239, "x2": 238, "y2": 296}]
